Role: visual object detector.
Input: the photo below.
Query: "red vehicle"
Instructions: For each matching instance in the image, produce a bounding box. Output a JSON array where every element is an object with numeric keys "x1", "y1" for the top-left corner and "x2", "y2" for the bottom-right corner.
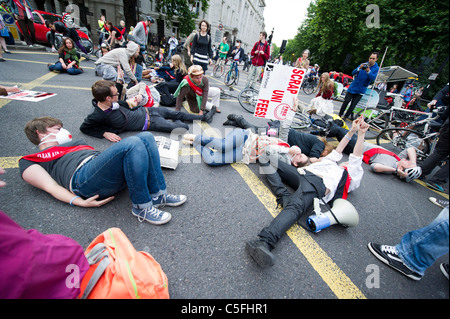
[{"x1": 15, "y1": 10, "x2": 93, "y2": 53}]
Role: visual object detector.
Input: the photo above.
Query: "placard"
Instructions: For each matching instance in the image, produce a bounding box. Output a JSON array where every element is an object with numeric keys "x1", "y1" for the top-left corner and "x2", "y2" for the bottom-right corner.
[
  {"x1": 0, "y1": 90, "x2": 57, "y2": 102},
  {"x1": 254, "y1": 63, "x2": 306, "y2": 121}
]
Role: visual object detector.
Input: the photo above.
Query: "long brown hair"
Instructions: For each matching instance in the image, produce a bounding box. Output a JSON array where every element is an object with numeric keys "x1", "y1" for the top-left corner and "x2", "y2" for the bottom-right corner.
[
  {"x1": 58, "y1": 37, "x2": 75, "y2": 54},
  {"x1": 318, "y1": 72, "x2": 334, "y2": 95}
]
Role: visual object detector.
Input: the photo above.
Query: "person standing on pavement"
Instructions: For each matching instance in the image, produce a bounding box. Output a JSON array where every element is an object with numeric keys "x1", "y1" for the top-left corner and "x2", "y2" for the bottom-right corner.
[
  {"x1": 167, "y1": 34, "x2": 178, "y2": 60},
  {"x1": 131, "y1": 16, "x2": 154, "y2": 52},
  {"x1": 19, "y1": 116, "x2": 187, "y2": 225},
  {"x1": 338, "y1": 52, "x2": 379, "y2": 119},
  {"x1": 9, "y1": 0, "x2": 36, "y2": 47},
  {"x1": 368, "y1": 205, "x2": 448, "y2": 281},
  {"x1": 245, "y1": 31, "x2": 270, "y2": 89},
  {"x1": 190, "y1": 19, "x2": 213, "y2": 72}
]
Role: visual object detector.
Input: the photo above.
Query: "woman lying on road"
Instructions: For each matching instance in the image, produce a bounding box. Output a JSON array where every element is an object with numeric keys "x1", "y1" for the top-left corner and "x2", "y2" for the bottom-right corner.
[{"x1": 19, "y1": 117, "x2": 186, "y2": 225}]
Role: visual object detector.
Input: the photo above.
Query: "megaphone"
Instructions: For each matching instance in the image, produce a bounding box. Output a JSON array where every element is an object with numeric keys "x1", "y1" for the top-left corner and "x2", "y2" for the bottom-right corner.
[{"x1": 306, "y1": 198, "x2": 359, "y2": 233}]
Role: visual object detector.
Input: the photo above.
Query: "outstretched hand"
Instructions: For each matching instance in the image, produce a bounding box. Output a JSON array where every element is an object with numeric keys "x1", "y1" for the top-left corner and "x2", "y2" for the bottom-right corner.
[{"x1": 80, "y1": 194, "x2": 115, "y2": 208}]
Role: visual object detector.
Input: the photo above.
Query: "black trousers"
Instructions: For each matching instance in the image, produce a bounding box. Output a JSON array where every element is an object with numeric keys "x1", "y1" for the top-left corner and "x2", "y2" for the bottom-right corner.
[
  {"x1": 339, "y1": 91, "x2": 363, "y2": 118},
  {"x1": 17, "y1": 17, "x2": 35, "y2": 45},
  {"x1": 258, "y1": 161, "x2": 326, "y2": 249},
  {"x1": 420, "y1": 121, "x2": 449, "y2": 184}
]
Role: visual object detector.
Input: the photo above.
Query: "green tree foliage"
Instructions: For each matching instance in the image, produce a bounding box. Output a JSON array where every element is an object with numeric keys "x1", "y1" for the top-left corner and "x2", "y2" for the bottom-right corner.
[
  {"x1": 155, "y1": 0, "x2": 210, "y2": 36},
  {"x1": 284, "y1": 0, "x2": 449, "y2": 98}
]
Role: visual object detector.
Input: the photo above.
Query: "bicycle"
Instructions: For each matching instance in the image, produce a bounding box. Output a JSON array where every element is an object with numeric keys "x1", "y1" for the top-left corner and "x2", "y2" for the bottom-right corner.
[
  {"x1": 238, "y1": 87, "x2": 259, "y2": 113},
  {"x1": 213, "y1": 58, "x2": 227, "y2": 78},
  {"x1": 352, "y1": 106, "x2": 432, "y2": 138},
  {"x1": 375, "y1": 109, "x2": 443, "y2": 162},
  {"x1": 224, "y1": 60, "x2": 239, "y2": 86},
  {"x1": 302, "y1": 76, "x2": 319, "y2": 95}
]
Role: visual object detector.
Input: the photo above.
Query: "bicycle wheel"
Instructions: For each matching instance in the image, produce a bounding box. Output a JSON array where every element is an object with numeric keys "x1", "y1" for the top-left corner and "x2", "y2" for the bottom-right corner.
[
  {"x1": 303, "y1": 82, "x2": 315, "y2": 95},
  {"x1": 291, "y1": 112, "x2": 312, "y2": 130},
  {"x1": 238, "y1": 88, "x2": 259, "y2": 113},
  {"x1": 376, "y1": 128, "x2": 430, "y2": 160},
  {"x1": 224, "y1": 69, "x2": 235, "y2": 86},
  {"x1": 213, "y1": 64, "x2": 222, "y2": 77}
]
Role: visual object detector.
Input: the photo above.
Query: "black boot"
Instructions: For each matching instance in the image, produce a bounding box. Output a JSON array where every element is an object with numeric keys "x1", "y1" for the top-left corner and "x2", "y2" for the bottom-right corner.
[
  {"x1": 204, "y1": 106, "x2": 216, "y2": 124},
  {"x1": 245, "y1": 239, "x2": 275, "y2": 267},
  {"x1": 227, "y1": 113, "x2": 242, "y2": 121},
  {"x1": 223, "y1": 119, "x2": 237, "y2": 126}
]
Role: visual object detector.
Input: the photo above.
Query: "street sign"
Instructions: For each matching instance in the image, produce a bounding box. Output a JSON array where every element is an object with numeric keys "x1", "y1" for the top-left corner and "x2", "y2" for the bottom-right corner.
[{"x1": 218, "y1": 23, "x2": 223, "y2": 31}]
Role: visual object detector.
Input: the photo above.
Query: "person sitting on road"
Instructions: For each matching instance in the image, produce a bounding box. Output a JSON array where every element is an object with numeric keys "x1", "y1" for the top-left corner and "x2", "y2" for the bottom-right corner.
[
  {"x1": 245, "y1": 116, "x2": 368, "y2": 268},
  {"x1": 79, "y1": 80, "x2": 215, "y2": 142},
  {"x1": 303, "y1": 72, "x2": 335, "y2": 116},
  {"x1": 95, "y1": 41, "x2": 140, "y2": 86},
  {"x1": 174, "y1": 65, "x2": 221, "y2": 115},
  {"x1": 182, "y1": 97, "x2": 305, "y2": 167},
  {"x1": 19, "y1": 116, "x2": 187, "y2": 225},
  {"x1": 47, "y1": 37, "x2": 83, "y2": 75}
]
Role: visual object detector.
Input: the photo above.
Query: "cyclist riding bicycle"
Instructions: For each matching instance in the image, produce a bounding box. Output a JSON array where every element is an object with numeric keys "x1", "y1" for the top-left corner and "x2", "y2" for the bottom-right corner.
[{"x1": 230, "y1": 39, "x2": 245, "y2": 73}]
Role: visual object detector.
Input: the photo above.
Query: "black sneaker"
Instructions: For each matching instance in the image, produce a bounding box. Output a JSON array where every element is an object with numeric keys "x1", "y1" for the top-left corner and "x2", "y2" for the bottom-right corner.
[
  {"x1": 367, "y1": 243, "x2": 422, "y2": 281},
  {"x1": 440, "y1": 263, "x2": 449, "y2": 280},
  {"x1": 428, "y1": 197, "x2": 449, "y2": 208},
  {"x1": 245, "y1": 239, "x2": 275, "y2": 268}
]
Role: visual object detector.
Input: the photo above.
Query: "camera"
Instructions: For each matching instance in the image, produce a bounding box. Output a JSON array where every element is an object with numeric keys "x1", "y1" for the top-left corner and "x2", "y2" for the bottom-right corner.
[{"x1": 362, "y1": 64, "x2": 369, "y2": 70}]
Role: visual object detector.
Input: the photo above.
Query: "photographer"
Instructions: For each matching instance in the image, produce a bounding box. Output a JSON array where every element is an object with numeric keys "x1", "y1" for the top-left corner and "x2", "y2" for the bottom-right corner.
[{"x1": 338, "y1": 52, "x2": 379, "y2": 119}]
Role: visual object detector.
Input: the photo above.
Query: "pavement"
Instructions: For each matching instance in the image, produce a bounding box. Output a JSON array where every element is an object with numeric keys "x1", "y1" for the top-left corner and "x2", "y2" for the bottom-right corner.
[{"x1": 0, "y1": 45, "x2": 448, "y2": 305}]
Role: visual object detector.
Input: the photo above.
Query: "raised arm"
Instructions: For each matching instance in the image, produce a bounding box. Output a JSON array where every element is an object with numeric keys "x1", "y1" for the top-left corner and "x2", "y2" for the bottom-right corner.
[{"x1": 335, "y1": 115, "x2": 362, "y2": 154}]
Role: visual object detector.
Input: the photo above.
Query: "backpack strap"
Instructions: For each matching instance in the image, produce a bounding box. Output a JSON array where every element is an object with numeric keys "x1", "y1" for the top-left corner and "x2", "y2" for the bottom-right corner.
[{"x1": 80, "y1": 243, "x2": 111, "y2": 299}]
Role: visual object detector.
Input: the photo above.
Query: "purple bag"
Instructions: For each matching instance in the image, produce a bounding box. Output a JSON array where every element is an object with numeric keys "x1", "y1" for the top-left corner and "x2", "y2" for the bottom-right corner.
[{"x1": 0, "y1": 210, "x2": 89, "y2": 299}]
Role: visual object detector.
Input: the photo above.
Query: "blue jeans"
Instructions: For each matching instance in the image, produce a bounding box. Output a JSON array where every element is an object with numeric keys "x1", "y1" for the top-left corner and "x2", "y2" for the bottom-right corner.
[
  {"x1": 71, "y1": 132, "x2": 166, "y2": 209},
  {"x1": 396, "y1": 206, "x2": 449, "y2": 276},
  {"x1": 48, "y1": 62, "x2": 82, "y2": 75},
  {"x1": 194, "y1": 129, "x2": 249, "y2": 166}
]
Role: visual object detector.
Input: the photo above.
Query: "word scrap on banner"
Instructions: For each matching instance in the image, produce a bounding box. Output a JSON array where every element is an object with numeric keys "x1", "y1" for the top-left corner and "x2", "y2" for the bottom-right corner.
[{"x1": 254, "y1": 63, "x2": 307, "y2": 121}]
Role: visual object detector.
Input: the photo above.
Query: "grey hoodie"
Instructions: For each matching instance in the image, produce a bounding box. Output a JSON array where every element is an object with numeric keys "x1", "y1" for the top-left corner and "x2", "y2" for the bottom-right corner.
[{"x1": 95, "y1": 41, "x2": 140, "y2": 82}]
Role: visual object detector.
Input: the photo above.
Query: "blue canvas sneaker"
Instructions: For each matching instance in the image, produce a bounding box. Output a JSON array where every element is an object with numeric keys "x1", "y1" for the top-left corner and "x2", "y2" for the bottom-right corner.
[
  {"x1": 132, "y1": 206, "x2": 172, "y2": 225},
  {"x1": 153, "y1": 194, "x2": 187, "y2": 208}
]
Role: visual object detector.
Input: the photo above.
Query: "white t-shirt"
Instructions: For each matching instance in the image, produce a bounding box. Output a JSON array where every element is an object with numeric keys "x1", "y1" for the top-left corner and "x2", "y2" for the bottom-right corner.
[{"x1": 304, "y1": 150, "x2": 364, "y2": 203}]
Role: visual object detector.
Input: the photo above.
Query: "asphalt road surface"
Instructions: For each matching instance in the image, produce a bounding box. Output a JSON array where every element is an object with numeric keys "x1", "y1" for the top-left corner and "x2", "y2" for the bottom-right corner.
[{"x1": 0, "y1": 47, "x2": 448, "y2": 304}]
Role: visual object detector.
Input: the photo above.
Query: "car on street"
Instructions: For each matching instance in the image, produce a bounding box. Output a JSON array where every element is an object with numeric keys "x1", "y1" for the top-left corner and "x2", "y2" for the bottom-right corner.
[{"x1": 15, "y1": 10, "x2": 93, "y2": 53}]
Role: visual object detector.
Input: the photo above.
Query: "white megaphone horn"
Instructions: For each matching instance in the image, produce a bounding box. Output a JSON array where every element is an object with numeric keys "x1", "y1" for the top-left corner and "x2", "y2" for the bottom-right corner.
[{"x1": 306, "y1": 198, "x2": 359, "y2": 233}]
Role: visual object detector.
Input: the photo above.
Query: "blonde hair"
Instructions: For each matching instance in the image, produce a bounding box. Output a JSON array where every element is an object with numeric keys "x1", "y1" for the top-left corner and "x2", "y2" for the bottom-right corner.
[
  {"x1": 318, "y1": 72, "x2": 334, "y2": 95},
  {"x1": 171, "y1": 54, "x2": 187, "y2": 75},
  {"x1": 317, "y1": 136, "x2": 335, "y2": 156}
]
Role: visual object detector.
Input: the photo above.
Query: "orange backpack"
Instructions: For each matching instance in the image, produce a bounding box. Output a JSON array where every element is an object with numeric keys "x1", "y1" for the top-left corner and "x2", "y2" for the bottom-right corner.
[{"x1": 78, "y1": 228, "x2": 169, "y2": 299}]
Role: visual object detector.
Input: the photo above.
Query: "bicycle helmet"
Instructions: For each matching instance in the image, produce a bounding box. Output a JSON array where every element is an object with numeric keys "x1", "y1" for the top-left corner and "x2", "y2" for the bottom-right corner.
[
  {"x1": 404, "y1": 166, "x2": 422, "y2": 183},
  {"x1": 146, "y1": 16, "x2": 155, "y2": 23}
]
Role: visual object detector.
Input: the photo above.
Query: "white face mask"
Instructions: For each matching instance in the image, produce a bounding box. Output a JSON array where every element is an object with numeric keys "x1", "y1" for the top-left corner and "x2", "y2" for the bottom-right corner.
[
  {"x1": 111, "y1": 102, "x2": 120, "y2": 110},
  {"x1": 39, "y1": 128, "x2": 73, "y2": 146}
]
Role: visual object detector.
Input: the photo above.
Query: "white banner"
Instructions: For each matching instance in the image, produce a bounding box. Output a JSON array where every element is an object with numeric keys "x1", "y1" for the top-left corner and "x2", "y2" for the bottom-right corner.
[{"x1": 254, "y1": 63, "x2": 307, "y2": 121}]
